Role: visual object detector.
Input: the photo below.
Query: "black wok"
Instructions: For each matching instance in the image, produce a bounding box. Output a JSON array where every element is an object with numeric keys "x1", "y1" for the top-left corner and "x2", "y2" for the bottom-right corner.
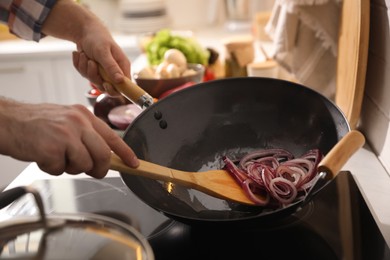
[{"x1": 119, "y1": 77, "x2": 353, "y2": 226}]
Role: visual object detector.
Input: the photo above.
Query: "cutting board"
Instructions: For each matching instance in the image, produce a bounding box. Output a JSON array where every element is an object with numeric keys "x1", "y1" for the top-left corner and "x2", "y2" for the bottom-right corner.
[
  {"x1": 335, "y1": 0, "x2": 370, "y2": 129},
  {"x1": 336, "y1": 1, "x2": 370, "y2": 257}
]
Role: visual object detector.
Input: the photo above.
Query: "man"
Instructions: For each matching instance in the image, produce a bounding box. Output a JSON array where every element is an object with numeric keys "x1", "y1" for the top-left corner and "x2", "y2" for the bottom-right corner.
[{"x1": 0, "y1": 0, "x2": 139, "y2": 179}]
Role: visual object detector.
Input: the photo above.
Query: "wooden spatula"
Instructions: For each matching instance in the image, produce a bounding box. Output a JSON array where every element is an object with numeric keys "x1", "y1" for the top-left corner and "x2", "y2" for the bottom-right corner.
[
  {"x1": 110, "y1": 130, "x2": 365, "y2": 205},
  {"x1": 110, "y1": 153, "x2": 254, "y2": 205}
]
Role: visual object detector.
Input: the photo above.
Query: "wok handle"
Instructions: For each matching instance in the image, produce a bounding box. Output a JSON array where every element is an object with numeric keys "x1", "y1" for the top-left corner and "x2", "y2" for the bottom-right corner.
[
  {"x1": 98, "y1": 67, "x2": 154, "y2": 109},
  {"x1": 0, "y1": 186, "x2": 27, "y2": 210},
  {"x1": 318, "y1": 130, "x2": 365, "y2": 179},
  {"x1": 0, "y1": 186, "x2": 47, "y2": 223}
]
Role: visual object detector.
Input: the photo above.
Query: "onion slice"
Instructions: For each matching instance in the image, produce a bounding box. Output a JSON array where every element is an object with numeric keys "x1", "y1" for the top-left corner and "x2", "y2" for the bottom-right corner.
[
  {"x1": 108, "y1": 104, "x2": 142, "y2": 130},
  {"x1": 223, "y1": 148, "x2": 323, "y2": 207}
]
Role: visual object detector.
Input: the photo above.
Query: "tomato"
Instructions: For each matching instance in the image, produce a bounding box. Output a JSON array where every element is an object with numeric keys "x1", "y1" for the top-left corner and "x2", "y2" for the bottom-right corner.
[
  {"x1": 89, "y1": 88, "x2": 102, "y2": 96},
  {"x1": 203, "y1": 67, "x2": 216, "y2": 81}
]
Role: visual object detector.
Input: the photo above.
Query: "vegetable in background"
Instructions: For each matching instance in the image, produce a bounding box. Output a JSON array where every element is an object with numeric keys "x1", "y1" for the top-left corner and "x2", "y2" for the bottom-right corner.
[{"x1": 145, "y1": 29, "x2": 210, "y2": 66}]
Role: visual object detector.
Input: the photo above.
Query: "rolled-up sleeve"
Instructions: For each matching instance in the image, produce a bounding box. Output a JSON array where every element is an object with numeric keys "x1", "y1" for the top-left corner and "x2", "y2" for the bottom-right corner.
[{"x1": 0, "y1": 0, "x2": 58, "y2": 42}]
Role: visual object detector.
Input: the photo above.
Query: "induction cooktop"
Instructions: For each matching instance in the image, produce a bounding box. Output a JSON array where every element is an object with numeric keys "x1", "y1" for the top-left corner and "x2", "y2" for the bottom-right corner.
[{"x1": 3, "y1": 171, "x2": 390, "y2": 260}]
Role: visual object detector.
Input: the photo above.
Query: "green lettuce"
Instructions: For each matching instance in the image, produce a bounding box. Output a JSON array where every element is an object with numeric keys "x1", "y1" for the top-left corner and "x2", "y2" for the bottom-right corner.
[{"x1": 145, "y1": 29, "x2": 210, "y2": 66}]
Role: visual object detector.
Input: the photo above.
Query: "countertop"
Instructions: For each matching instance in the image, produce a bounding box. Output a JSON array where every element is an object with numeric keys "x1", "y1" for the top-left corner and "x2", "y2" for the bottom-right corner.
[
  {"x1": 0, "y1": 34, "x2": 140, "y2": 60},
  {"x1": 0, "y1": 27, "x2": 262, "y2": 60}
]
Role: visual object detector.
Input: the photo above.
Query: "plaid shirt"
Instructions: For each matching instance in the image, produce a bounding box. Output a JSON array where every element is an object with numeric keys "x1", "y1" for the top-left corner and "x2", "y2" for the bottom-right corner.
[{"x1": 0, "y1": 0, "x2": 57, "y2": 42}]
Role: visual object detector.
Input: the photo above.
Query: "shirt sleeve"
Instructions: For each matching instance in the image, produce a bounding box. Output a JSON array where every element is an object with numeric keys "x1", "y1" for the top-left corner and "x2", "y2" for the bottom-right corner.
[{"x1": 2, "y1": 0, "x2": 58, "y2": 42}]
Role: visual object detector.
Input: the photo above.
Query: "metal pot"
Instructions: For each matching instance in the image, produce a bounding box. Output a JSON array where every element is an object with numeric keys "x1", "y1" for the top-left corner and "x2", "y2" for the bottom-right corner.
[{"x1": 0, "y1": 186, "x2": 154, "y2": 260}]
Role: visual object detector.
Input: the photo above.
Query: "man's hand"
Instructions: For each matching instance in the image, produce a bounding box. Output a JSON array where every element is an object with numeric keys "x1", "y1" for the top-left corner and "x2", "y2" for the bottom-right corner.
[{"x1": 0, "y1": 100, "x2": 139, "y2": 178}]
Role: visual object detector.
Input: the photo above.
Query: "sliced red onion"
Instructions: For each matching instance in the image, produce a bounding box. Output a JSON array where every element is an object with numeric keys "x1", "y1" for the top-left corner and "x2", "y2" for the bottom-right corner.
[
  {"x1": 268, "y1": 177, "x2": 297, "y2": 205},
  {"x1": 239, "y1": 149, "x2": 294, "y2": 170},
  {"x1": 276, "y1": 165, "x2": 305, "y2": 186},
  {"x1": 222, "y1": 148, "x2": 323, "y2": 207},
  {"x1": 242, "y1": 179, "x2": 270, "y2": 206},
  {"x1": 108, "y1": 104, "x2": 142, "y2": 130},
  {"x1": 222, "y1": 156, "x2": 247, "y2": 184}
]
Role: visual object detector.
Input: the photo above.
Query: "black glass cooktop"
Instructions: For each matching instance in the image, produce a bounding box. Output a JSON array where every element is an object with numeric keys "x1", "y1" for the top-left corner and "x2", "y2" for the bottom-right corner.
[{"x1": 3, "y1": 172, "x2": 390, "y2": 260}]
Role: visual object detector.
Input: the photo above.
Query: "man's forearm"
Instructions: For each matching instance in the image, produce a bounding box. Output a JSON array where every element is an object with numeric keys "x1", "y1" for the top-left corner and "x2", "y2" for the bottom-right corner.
[
  {"x1": 0, "y1": 97, "x2": 18, "y2": 156},
  {"x1": 41, "y1": 0, "x2": 100, "y2": 45}
]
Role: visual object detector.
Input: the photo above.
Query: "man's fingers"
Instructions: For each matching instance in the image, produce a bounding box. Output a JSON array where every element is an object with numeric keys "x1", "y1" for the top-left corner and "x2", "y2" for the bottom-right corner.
[{"x1": 84, "y1": 109, "x2": 139, "y2": 168}]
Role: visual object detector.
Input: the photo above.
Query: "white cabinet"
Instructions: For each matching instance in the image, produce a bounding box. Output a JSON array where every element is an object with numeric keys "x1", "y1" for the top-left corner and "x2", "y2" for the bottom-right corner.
[
  {"x1": 0, "y1": 58, "x2": 91, "y2": 106},
  {"x1": 0, "y1": 60, "x2": 57, "y2": 104},
  {"x1": 51, "y1": 58, "x2": 91, "y2": 105}
]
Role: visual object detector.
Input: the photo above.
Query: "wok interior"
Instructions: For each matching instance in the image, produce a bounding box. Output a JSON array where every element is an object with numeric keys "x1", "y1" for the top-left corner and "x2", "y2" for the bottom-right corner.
[{"x1": 121, "y1": 77, "x2": 350, "y2": 223}]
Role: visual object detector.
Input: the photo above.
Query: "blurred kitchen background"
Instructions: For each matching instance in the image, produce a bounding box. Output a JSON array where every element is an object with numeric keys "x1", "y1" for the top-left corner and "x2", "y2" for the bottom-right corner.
[{"x1": 81, "y1": 0, "x2": 274, "y2": 33}]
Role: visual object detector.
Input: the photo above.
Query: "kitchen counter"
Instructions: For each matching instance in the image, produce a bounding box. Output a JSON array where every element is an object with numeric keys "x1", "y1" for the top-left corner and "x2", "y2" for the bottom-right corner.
[
  {"x1": 0, "y1": 26, "x2": 265, "y2": 60},
  {"x1": 0, "y1": 34, "x2": 140, "y2": 60},
  {"x1": 343, "y1": 145, "x2": 390, "y2": 246}
]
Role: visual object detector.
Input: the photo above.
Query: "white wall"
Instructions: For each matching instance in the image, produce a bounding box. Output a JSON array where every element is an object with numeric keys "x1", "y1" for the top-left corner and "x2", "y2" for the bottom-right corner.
[
  {"x1": 80, "y1": 0, "x2": 120, "y2": 30},
  {"x1": 359, "y1": 0, "x2": 390, "y2": 175},
  {"x1": 81, "y1": 0, "x2": 276, "y2": 32},
  {"x1": 165, "y1": 0, "x2": 275, "y2": 30}
]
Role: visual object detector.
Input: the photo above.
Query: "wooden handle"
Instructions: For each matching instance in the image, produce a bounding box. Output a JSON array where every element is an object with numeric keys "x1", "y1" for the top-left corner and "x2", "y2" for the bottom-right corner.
[
  {"x1": 110, "y1": 153, "x2": 193, "y2": 185},
  {"x1": 110, "y1": 153, "x2": 172, "y2": 181},
  {"x1": 318, "y1": 130, "x2": 365, "y2": 179},
  {"x1": 98, "y1": 67, "x2": 153, "y2": 108}
]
